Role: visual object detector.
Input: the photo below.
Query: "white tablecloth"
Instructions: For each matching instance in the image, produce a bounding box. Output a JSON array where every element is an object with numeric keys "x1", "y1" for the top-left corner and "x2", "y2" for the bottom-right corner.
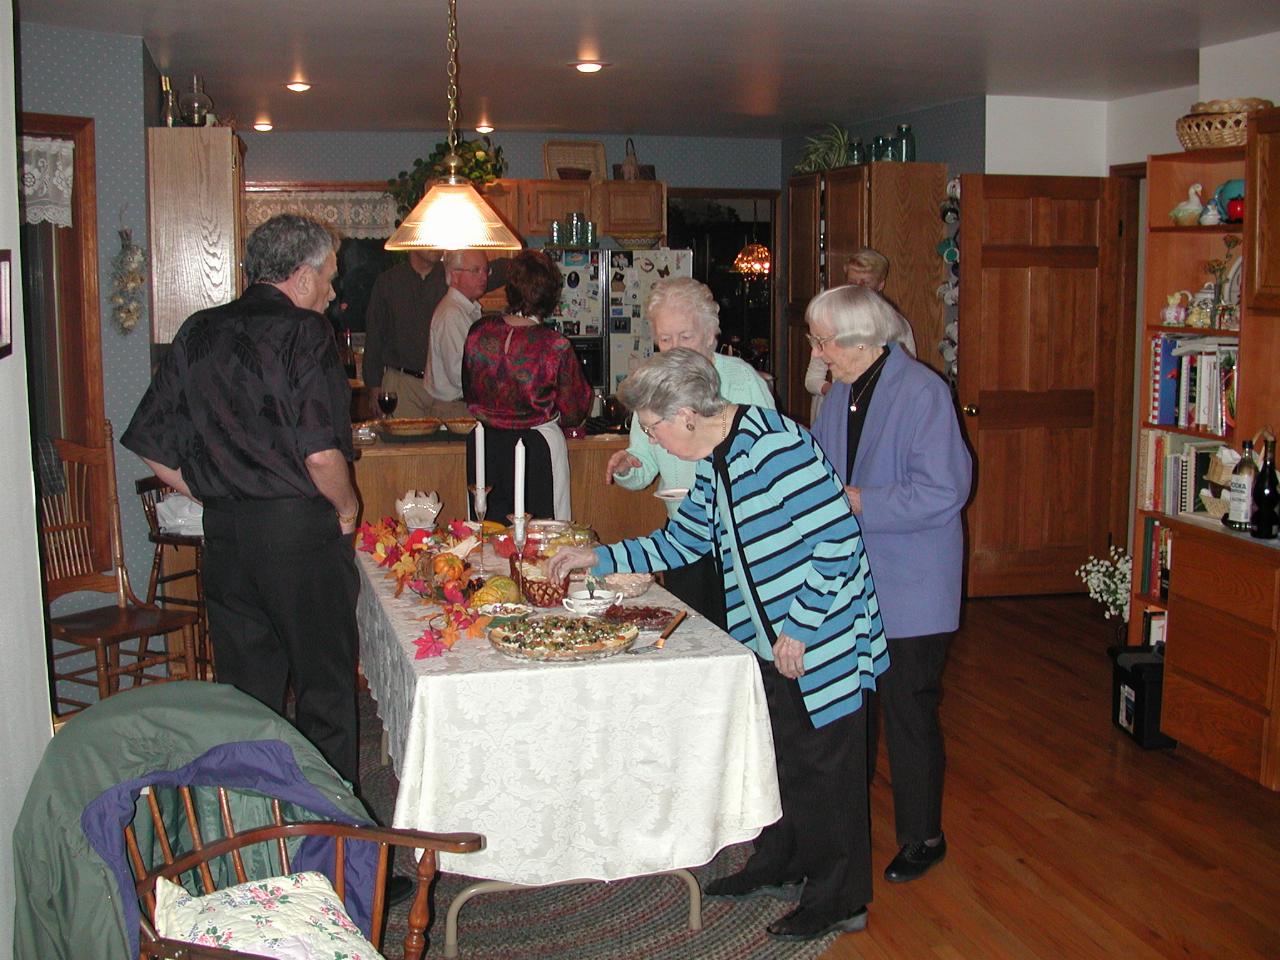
[{"x1": 355, "y1": 551, "x2": 781, "y2": 885}]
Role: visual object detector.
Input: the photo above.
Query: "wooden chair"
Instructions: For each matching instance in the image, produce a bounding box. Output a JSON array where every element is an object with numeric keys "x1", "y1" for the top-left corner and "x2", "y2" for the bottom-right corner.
[
  {"x1": 135, "y1": 476, "x2": 212, "y2": 679},
  {"x1": 40, "y1": 421, "x2": 198, "y2": 717},
  {"x1": 131, "y1": 784, "x2": 482, "y2": 960}
]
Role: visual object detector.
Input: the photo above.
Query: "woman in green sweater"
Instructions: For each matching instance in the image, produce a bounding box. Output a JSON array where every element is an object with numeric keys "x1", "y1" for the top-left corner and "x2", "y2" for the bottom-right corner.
[{"x1": 604, "y1": 278, "x2": 775, "y2": 625}]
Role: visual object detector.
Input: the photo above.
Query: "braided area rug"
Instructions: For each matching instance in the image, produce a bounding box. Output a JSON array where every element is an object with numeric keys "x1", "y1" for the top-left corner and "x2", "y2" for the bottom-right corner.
[{"x1": 358, "y1": 693, "x2": 838, "y2": 960}]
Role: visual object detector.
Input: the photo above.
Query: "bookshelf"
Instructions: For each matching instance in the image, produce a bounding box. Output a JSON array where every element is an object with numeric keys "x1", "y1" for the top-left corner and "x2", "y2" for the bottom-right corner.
[{"x1": 1126, "y1": 114, "x2": 1280, "y2": 789}]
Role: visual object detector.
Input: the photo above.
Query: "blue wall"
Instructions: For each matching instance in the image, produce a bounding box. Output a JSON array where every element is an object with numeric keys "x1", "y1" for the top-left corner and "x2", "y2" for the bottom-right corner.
[
  {"x1": 18, "y1": 21, "x2": 155, "y2": 593},
  {"x1": 242, "y1": 129, "x2": 783, "y2": 190}
]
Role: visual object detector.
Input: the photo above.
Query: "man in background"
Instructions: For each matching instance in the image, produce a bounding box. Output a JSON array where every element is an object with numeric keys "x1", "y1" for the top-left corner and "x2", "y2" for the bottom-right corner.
[
  {"x1": 121, "y1": 213, "x2": 362, "y2": 788},
  {"x1": 423, "y1": 249, "x2": 490, "y2": 418},
  {"x1": 364, "y1": 250, "x2": 507, "y2": 418}
]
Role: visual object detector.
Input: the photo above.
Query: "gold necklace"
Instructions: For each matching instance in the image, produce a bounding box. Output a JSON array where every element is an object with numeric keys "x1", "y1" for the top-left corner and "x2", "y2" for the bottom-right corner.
[{"x1": 848, "y1": 349, "x2": 889, "y2": 413}]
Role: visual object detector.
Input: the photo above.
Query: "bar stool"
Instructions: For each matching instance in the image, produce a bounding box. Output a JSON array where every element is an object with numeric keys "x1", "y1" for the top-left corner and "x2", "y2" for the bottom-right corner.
[{"x1": 135, "y1": 476, "x2": 213, "y2": 679}]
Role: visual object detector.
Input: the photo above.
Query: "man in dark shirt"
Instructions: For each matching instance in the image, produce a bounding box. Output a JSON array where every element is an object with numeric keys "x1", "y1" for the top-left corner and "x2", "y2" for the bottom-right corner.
[
  {"x1": 122, "y1": 214, "x2": 363, "y2": 787},
  {"x1": 363, "y1": 251, "x2": 508, "y2": 417}
]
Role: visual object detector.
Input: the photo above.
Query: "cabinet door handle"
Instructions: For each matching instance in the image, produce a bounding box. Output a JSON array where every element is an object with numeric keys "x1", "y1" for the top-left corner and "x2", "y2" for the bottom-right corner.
[{"x1": 962, "y1": 404, "x2": 979, "y2": 416}]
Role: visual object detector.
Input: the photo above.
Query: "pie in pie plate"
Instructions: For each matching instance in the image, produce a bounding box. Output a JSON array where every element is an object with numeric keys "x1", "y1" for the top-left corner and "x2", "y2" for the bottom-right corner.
[{"x1": 489, "y1": 616, "x2": 640, "y2": 661}]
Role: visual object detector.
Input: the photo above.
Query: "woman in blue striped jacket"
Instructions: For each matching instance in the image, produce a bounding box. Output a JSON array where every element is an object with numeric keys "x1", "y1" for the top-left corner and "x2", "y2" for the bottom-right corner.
[{"x1": 548, "y1": 348, "x2": 889, "y2": 942}]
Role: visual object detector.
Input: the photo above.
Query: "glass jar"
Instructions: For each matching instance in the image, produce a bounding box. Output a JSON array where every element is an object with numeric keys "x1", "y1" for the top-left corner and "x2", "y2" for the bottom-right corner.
[
  {"x1": 179, "y1": 74, "x2": 213, "y2": 127},
  {"x1": 872, "y1": 135, "x2": 893, "y2": 162},
  {"x1": 849, "y1": 139, "x2": 867, "y2": 165},
  {"x1": 893, "y1": 124, "x2": 917, "y2": 162},
  {"x1": 550, "y1": 219, "x2": 563, "y2": 246},
  {"x1": 567, "y1": 212, "x2": 585, "y2": 247}
]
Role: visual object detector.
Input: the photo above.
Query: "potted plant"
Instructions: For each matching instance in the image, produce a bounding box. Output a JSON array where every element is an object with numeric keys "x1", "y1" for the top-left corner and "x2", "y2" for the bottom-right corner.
[
  {"x1": 387, "y1": 136, "x2": 507, "y2": 221},
  {"x1": 792, "y1": 123, "x2": 854, "y2": 173}
]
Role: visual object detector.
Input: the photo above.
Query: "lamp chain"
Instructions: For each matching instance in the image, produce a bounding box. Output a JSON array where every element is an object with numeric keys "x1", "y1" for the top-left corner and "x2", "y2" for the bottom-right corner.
[{"x1": 446, "y1": 0, "x2": 459, "y2": 153}]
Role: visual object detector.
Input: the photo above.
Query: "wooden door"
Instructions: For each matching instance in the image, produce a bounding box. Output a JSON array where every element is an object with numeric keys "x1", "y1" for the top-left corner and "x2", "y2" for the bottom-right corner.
[
  {"x1": 825, "y1": 166, "x2": 869, "y2": 285},
  {"x1": 786, "y1": 174, "x2": 820, "y2": 311},
  {"x1": 959, "y1": 174, "x2": 1131, "y2": 596},
  {"x1": 593, "y1": 181, "x2": 666, "y2": 236}
]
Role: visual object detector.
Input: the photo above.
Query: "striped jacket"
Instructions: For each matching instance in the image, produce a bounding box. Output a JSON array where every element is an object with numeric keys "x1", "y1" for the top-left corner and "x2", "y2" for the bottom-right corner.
[{"x1": 593, "y1": 405, "x2": 888, "y2": 727}]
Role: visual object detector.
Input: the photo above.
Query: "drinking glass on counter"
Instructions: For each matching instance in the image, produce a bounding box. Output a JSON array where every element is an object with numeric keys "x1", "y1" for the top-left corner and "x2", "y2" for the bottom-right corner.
[{"x1": 377, "y1": 389, "x2": 398, "y2": 418}]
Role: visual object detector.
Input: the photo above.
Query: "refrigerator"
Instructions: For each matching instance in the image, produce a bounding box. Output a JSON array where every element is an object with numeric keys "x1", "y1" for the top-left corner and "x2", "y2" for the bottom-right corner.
[
  {"x1": 545, "y1": 247, "x2": 693, "y2": 394},
  {"x1": 604, "y1": 248, "x2": 693, "y2": 394}
]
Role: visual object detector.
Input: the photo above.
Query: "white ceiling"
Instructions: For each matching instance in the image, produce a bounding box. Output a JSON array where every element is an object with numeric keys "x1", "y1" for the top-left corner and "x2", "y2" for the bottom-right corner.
[{"x1": 16, "y1": 0, "x2": 1280, "y2": 138}]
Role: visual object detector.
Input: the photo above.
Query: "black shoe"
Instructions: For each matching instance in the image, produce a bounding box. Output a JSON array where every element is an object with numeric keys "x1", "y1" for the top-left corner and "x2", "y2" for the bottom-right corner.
[
  {"x1": 702, "y1": 870, "x2": 803, "y2": 901},
  {"x1": 884, "y1": 834, "x2": 947, "y2": 883},
  {"x1": 766, "y1": 904, "x2": 868, "y2": 941},
  {"x1": 386, "y1": 874, "x2": 415, "y2": 907}
]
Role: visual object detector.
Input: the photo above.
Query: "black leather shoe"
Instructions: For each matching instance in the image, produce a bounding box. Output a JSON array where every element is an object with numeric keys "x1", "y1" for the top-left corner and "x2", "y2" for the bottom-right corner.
[
  {"x1": 702, "y1": 870, "x2": 803, "y2": 900},
  {"x1": 386, "y1": 875, "x2": 415, "y2": 907},
  {"x1": 766, "y1": 905, "x2": 868, "y2": 941},
  {"x1": 884, "y1": 834, "x2": 947, "y2": 883}
]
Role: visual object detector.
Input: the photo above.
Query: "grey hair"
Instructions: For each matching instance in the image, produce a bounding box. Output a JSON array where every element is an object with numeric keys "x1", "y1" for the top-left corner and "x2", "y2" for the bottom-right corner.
[
  {"x1": 644, "y1": 277, "x2": 721, "y2": 336},
  {"x1": 804, "y1": 284, "x2": 917, "y2": 356},
  {"x1": 244, "y1": 214, "x2": 337, "y2": 284},
  {"x1": 444, "y1": 249, "x2": 484, "y2": 271},
  {"x1": 617, "y1": 347, "x2": 725, "y2": 419},
  {"x1": 846, "y1": 247, "x2": 890, "y2": 284}
]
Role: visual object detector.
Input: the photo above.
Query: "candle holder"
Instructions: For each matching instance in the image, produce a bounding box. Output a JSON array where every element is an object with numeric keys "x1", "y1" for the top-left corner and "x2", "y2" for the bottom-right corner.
[
  {"x1": 508, "y1": 511, "x2": 531, "y2": 584},
  {"x1": 469, "y1": 485, "x2": 491, "y2": 566}
]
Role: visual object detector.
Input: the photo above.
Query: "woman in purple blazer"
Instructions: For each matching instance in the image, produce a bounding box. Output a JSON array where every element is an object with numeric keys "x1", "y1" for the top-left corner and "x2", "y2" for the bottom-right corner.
[{"x1": 807, "y1": 284, "x2": 973, "y2": 885}]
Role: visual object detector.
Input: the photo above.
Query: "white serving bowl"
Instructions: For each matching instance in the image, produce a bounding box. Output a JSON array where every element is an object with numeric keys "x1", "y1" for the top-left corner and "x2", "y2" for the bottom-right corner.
[
  {"x1": 603, "y1": 573, "x2": 653, "y2": 598},
  {"x1": 562, "y1": 589, "x2": 623, "y2": 617}
]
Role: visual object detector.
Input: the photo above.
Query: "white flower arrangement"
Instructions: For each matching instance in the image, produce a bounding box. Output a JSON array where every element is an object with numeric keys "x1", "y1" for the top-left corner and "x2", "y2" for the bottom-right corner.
[{"x1": 1075, "y1": 545, "x2": 1132, "y2": 622}]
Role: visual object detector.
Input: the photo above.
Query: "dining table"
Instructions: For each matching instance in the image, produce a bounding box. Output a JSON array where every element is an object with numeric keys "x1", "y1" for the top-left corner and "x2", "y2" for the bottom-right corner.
[{"x1": 354, "y1": 545, "x2": 781, "y2": 955}]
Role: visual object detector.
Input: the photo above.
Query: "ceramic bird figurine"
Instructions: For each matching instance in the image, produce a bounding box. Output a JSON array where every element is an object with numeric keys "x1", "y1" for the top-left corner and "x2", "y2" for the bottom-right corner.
[{"x1": 1170, "y1": 183, "x2": 1204, "y2": 226}]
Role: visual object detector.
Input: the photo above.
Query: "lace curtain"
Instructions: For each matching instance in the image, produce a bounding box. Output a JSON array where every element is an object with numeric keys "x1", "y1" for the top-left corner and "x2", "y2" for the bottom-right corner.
[
  {"x1": 242, "y1": 190, "x2": 397, "y2": 239},
  {"x1": 21, "y1": 137, "x2": 75, "y2": 228}
]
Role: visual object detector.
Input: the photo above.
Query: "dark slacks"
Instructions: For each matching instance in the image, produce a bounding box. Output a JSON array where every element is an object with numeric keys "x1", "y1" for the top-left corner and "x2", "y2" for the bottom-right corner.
[
  {"x1": 465, "y1": 426, "x2": 555, "y2": 521},
  {"x1": 661, "y1": 554, "x2": 727, "y2": 629},
  {"x1": 202, "y1": 497, "x2": 361, "y2": 788},
  {"x1": 867, "y1": 631, "x2": 952, "y2": 844},
  {"x1": 744, "y1": 662, "x2": 872, "y2": 915}
]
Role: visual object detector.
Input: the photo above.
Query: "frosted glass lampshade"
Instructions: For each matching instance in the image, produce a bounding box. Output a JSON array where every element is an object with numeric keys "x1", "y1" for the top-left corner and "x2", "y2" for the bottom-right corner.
[{"x1": 385, "y1": 180, "x2": 522, "y2": 251}]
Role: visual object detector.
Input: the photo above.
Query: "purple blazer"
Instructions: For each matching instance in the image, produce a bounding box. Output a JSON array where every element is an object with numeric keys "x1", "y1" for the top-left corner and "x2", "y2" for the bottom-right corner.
[{"x1": 811, "y1": 345, "x2": 972, "y2": 638}]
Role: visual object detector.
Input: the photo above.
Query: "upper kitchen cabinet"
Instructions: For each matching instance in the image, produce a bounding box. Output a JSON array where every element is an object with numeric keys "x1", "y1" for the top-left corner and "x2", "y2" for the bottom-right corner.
[
  {"x1": 593, "y1": 181, "x2": 667, "y2": 237},
  {"x1": 520, "y1": 180, "x2": 594, "y2": 237},
  {"x1": 480, "y1": 179, "x2": 522, "y2": 236},
  {"x1": 518, "y1": 180, "x2": 667, "y2": 239},
  {"x1": 147, "y1": 127, "x2": 245, "y2": 343},
  {"x1": 784, "y1": 162, "x2": 947, "y2": 416}
]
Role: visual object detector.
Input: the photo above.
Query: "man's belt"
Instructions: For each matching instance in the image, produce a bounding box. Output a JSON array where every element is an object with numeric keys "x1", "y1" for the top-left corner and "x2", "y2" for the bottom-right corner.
[{"x1": 393, "y1": 366, "x2": 424, "y2": 379}]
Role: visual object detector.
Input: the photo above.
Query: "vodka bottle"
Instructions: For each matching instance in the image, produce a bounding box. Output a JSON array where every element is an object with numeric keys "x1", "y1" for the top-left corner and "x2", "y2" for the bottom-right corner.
[{"x1": 1226, "y1": 439, "x2": 1257, "y2": 530}]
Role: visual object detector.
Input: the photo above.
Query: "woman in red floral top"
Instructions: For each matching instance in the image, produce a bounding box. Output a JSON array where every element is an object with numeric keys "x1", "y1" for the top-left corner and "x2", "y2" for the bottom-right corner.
[{"x1": 463, "y1": 250, "x2": 592, "y2": 521}]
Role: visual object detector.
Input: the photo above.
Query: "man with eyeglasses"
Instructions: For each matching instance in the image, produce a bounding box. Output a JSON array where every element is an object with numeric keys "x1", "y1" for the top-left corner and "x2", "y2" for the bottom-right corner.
[{"x1": 424, "y1": 249, "x2": 492, "y2": 418}]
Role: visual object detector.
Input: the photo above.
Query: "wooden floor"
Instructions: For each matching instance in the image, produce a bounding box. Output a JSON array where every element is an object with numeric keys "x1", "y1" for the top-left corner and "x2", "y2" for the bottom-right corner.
[{"x1": 818, "y1": 595, "x2": 1280, "y2": 960}]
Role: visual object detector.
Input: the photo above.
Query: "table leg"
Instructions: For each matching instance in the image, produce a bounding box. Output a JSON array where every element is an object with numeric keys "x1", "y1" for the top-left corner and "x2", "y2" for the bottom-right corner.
[{"x1": 441, "y1": 869, "x2": 703, "y2": 958}]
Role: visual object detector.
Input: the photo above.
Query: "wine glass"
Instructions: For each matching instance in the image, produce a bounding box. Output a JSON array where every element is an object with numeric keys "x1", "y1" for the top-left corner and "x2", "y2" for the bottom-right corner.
[{"x1": 376, "y1": 389, "x2": 398, "y2": 419}]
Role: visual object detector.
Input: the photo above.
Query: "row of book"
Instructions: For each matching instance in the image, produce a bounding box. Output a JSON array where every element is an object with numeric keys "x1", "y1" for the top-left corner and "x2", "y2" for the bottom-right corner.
[
  {"x1": 1137, "y1": 515, "x2": 1172, "y2": 601},
  {"x1": 1147, "y1": 334, "x2": 1237, "y2": 436},
  {"x1": 1136, "y1": 430, "x2": 1223, "y2": 515}
]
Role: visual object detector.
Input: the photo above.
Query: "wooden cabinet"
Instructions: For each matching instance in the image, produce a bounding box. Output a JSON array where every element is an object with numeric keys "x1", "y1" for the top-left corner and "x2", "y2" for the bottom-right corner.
[
  {"x1": 1159, "y1": 520, "x2": 1280, "y2": 787},
  {"x1": 783, "y1": 162, "x2": 947, "y2": 419},
  {"x1": 1128, "y1": 110, "x2": 1280, "y2": 790},
  {"x1": 592, "y1": 180, "x2": 666, "y2": 237},
  {"x1": 519, "y1": 180, "x2": 594, "y2": 236},
  {"x1": 517, "y1": 179, "x2": 666, "y2": 239},
  {"x1": 480, "y1": 179, "x2": 521, "y2": 233},
  {"x1": 147, "y1": 127, "x2": 245, "y2": 343}
]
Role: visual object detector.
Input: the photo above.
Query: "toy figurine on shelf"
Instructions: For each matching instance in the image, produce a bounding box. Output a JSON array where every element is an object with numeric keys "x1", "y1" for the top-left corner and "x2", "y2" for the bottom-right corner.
[
  {"x1": 1160, "y1": 290, "x2": 1190, "y2": 326},
  {"x1": 1170, "y1": 183, "x2": 1204, "y2": 226}
]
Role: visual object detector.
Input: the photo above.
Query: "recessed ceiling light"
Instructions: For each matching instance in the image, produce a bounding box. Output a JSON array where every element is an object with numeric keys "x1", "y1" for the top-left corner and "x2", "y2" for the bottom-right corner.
[
  {"x1": 285, "y1": 81, "x2": 311, "y2": 93},
  {"x1": 572, "y1": 61, "x2": 607, "y2": 74},
  {"x1": 253, "y1": 121, "x2": 274, "y2": 132},
  {"x1": 475, "y1": 122, "x2": 494, "y2": 134}
]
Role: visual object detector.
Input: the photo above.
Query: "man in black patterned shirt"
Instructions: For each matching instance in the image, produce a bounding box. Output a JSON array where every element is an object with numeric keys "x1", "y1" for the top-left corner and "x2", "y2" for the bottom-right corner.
[{"x1": 122, "y1": 214, "x2": 363, "y2": 787}]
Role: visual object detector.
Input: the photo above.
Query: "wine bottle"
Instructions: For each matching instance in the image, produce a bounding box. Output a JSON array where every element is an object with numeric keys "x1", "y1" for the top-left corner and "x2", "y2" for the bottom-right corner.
[
  {"x1": 1226, "y1": 439, "x2": 1257, "y2": 530},
  {"x1": 1251, "y1": 437, "x2": 1279, "y2": 540},
  {"x1": 159, "y1": 75, "x2": 179, "y2": 128}
]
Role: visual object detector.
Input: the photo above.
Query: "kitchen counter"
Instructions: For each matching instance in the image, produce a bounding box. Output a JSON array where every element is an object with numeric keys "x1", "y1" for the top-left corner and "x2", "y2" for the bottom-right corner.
[{"x1": 352, "y1": 433, "x2": 668, "y2": 544}]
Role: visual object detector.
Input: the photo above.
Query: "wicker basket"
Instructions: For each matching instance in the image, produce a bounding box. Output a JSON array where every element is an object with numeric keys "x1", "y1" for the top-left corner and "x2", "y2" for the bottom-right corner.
[
  {"x1": 1176, "y1": 98, "x2": 1274, "y2": 149},
  {"x1": 509, "y1": 556, "x2": 569, "y2": 607}
]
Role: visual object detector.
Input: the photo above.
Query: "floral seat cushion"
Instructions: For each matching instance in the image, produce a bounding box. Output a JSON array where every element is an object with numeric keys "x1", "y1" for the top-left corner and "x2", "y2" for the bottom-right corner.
[{"x1": 153, "y1": 871, "x2": 383, "y2": 960}]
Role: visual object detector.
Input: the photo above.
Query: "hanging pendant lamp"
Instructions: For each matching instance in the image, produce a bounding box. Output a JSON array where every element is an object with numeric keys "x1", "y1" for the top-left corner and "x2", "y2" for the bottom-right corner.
[
  {"x1": 732, "y1": 199, "x2": 770, "y2": 277},
  {"x1": 385, "y1": 0, "x2": 522, "y2": 251}
]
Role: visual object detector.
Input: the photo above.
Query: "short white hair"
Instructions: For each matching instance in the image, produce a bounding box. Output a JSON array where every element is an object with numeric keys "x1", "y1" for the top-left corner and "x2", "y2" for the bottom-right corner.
[
  {"x1": 805, "y1": 285, "x2": 916, "y2": 355},
  {"x1": 644, "y1": 277, "x2": 720, "y2": 337}
]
